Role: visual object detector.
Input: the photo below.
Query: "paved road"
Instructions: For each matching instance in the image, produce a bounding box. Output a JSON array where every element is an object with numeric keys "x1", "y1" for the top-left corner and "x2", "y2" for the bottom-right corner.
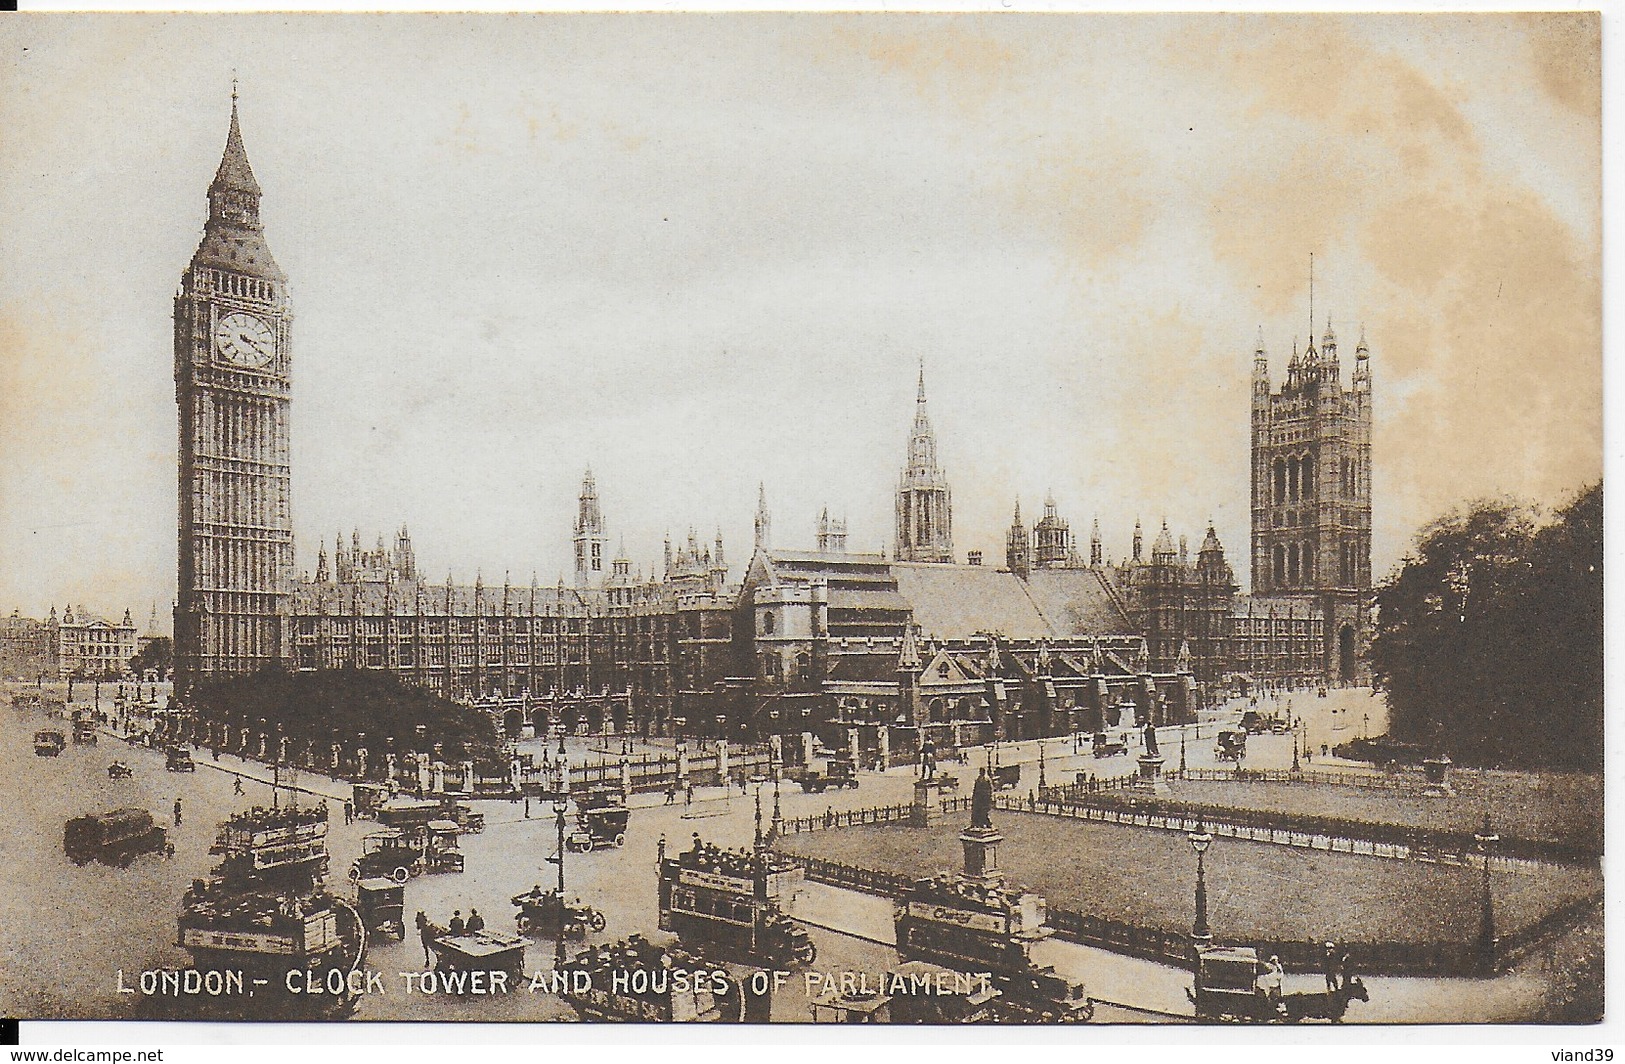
[{"x1": 3, "y1": 684, "x2": 1555, "y2": 1024}]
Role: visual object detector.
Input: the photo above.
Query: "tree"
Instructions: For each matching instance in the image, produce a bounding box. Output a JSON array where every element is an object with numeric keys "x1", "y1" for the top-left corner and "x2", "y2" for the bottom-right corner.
[
  {"x1": 130, "y1": 637, "x2": 173, "y2": 679},
  {"x1": 1371, "y1": 484, "x2": 1601, "y2": 769}
]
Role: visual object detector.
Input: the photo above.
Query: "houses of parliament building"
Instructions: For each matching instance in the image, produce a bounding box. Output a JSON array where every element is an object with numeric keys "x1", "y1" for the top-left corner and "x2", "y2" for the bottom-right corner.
[{"x1": 173, "y1": 101, "x2": 1373, "y2": 747}]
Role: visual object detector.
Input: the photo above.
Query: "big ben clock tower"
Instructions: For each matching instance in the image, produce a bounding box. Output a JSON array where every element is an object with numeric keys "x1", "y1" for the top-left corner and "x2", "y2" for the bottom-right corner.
[{"x1": 174, "y1": 95, "x2": 294, "y2": 696}]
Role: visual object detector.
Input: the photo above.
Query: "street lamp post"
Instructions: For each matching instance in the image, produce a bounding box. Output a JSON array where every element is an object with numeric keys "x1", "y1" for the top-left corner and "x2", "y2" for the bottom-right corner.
[
  {"x1": 1038, "y1": 742, "x2": 1047, "y2": 789},
  {"x1": 1188, "y1": 817, "x2": 1213, "y2": 955},
  {"x1": 1475, "y1": 815, "x2": 1498, "y2": 974},
  {"x1": 553, "y1": 761, "x2": 570, "y2": 971},
  {"x1": 753, "y1": 782, "x2": 764, "y2": 850},
  {"x1": 1291, "y1": 728, "x2": 1301, "y2": 775}
]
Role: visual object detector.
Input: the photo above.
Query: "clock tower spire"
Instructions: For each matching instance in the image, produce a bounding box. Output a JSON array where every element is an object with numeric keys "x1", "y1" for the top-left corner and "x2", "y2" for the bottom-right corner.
[{"x1": 174, "y1": 93, "x2": 294, "y2": 696}]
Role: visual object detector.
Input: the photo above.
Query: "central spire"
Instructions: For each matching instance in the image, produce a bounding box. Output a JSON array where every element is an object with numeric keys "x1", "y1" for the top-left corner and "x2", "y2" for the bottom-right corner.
[
  {"x1": 895, "y1": 361, "x2": 954, "y2": 564},
  {"x1": 210, "y1": 94, "x2": 262, "y2": 199}
]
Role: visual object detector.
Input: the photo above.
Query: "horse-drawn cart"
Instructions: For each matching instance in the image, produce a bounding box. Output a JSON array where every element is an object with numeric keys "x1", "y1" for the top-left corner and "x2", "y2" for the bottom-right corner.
[{"x1": 1189, "y1": 946, "x2": 1367, "y2": 1023}]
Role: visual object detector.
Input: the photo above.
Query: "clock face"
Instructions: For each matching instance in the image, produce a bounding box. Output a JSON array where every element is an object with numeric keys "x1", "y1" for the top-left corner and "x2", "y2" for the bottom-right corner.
[{"x1": 214, "y1": 311, "x2": 276, "y2": 369}]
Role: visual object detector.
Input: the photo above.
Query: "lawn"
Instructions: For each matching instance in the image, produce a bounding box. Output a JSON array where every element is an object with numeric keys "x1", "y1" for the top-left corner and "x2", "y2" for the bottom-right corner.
[
  {"x1": 781, "y1": 812, "x2": 1600, "y2": 946},
  {"x1": 1169, "y1": 771, "x2": 1603, "y2": 850}
]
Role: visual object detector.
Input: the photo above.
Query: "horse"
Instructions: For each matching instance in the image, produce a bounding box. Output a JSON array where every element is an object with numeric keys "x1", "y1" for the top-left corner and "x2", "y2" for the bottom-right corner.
[{"x1": 1281, "y1": 976, "x2": 1369, "y2": 1022}]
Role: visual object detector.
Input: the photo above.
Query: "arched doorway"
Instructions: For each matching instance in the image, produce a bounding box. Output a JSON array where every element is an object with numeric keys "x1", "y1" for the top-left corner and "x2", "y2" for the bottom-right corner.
[
  {"x1": 1339, "y1": 625, "x2": 1357, "y2": 682},
  {"x1": 502, "y1": 708, "x2": 524, "y2": 739}
]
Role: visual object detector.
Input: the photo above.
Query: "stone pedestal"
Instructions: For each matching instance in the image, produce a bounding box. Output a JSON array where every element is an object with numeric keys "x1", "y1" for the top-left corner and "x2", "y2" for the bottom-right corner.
[
  {"x1": 1422, "y1": 755, "x2": 1455, "y2": 798},
  {"x1": 911, "y1": 777, "x2": 945, "y2": 827},
  {"x1": 960, "y1": 825, "x2": 1005, "y2": 886},
  {"x1": 1135, "y1": 754, "x2": 1169, "y2": 795}
]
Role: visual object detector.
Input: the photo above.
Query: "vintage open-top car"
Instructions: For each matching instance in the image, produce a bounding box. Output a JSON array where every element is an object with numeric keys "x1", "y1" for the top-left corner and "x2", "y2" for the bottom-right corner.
[
  {"x1": 511, "y1": 886, "x2": 606, "y2": 935},
  {"x1": 1215, "y1": 730, "x2": 1247, "y2": 763}
]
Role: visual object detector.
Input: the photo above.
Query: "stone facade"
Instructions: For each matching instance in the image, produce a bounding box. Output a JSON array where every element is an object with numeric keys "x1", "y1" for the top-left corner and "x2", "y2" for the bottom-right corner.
[
  {"x1": 173, "y1": 98, "x2": 295, "y2": 695},
  {"x1": 1249, "y1": 323, "x2": 1375, "y2": 682}
]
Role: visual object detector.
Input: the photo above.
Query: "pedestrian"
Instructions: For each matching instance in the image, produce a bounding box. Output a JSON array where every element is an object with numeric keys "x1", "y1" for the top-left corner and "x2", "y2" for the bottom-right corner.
[
  {"x1": 466, "y1": 908, "x2": 485, "y2": 933},
  {"x1": 173, "y1": 799, "x2": 182, "y2": 827},
  {"x1": 344, "y1": 799, "x2": 353, "y2": 824},
  {"x1": 449, "y1": 910, "x2": 465, "y2": 937},
  {"x1": 525, "y1": 796, "x2": 531, "y2": 819},
  {"x1": 1322, "y1": 941, "x2": 1340, "y2": 993},
  {"x1": 683, "y1": 783, "x2": 692, "y2": 809},
  {"x1": 664, "y1": 783, "x2": 676, "y2": 806},
  {"x1": 233, "y1": 777, "x2": 244, "y2": 796},
  {"x1": 416, "y1": 912, "x2": 435, "y2": 966}
]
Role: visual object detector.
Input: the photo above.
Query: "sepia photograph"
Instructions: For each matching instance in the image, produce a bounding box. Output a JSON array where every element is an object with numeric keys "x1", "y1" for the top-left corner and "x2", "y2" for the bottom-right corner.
[{"x1": 0, "y1": 10, "x2": 1604, "y2": 1036}]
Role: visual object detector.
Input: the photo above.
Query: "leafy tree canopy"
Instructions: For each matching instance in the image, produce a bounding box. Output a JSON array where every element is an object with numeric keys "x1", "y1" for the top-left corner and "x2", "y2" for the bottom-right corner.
[
  {"x1": 129, "y1": 637, "x2": 172, "y2": 678},
  {"x1": 1372, "y1": 483, "x2": 1601, "y2": 770},
  {"x1": 189, "y1": 665, "x2": 500, "y2": 763}
]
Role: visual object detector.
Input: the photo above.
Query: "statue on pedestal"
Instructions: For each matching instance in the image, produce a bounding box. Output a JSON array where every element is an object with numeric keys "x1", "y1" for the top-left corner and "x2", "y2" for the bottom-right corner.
[
  {"x1": 970, "y1": 769, "x2": 994, "y2": 830},
  {"x1": 1143, "y1": 720, "x2": 1159, "y2": 757}
]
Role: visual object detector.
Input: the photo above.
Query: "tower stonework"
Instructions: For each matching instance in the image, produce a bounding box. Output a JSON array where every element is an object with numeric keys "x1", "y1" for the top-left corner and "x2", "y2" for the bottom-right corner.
[
  {"x1": 894, "y1": 366, "x2": 954, "y2": 564},
  {"x1": 573, "y1": 469, "x2": 607, "y2": 587},
  {"x1": 174, "y1": 97, "x2": 295, "y2": 695},
  {"x1": 1250, "y1": 321, "x2": 1373, "y2": 681}
]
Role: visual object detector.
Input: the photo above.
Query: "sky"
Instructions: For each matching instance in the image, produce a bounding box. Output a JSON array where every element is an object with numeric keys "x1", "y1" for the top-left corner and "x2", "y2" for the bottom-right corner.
[{"x1": 0, "y1": 13, "x2": 1602, "y2": 629}]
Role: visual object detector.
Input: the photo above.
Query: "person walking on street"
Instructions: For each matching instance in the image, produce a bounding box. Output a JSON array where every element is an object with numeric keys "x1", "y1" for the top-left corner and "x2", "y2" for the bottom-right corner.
[
  {"x1": 1323, "y1": 942, "x2": 1340, "y2": 993},
  {"x1": 344, "y1": 799, "x2": 353, "y2": 824},
  {"x1": 664, "y1": 783, "x2": 676, "y2": 806},
  {"x1": 173, "y1": 799, "x2": 183, "y2": 828},
  {"x1": 233, "y1": 777, "x2": 244, "y2": 796},
  {"x1": 416, "y1": 912, "x2": 435, "y2": 967}
]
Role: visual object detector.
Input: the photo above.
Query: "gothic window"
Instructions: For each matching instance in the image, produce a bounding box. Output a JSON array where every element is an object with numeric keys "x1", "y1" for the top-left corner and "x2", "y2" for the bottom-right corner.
[
  {"x1": 1273, "y1": 545, "x2": 1286, "y2": 586},
  {"x1": 1300, "y1": 454, "x2": 1315, "y2": 499},
  {"x1": 1273, "y1": 456, "x2": 1287, "y2": 504},
  {"x1": 1287, "y1": 543, "x2": 1300, "y2": 585}
]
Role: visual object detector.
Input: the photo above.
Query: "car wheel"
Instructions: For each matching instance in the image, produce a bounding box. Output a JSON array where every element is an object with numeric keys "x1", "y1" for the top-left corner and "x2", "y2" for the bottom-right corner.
[
  {"x1": 613, "y1": 833, "x2": 625, "y2": 848},
  {"x1": 517, "y1": 913, "x2": 533, "y2": 934},
  {"x1": 392, "y1": 866, "x2": 410, "y2": 884},
  {"x1": 589, "y1": 911, "x2": 606, "y2": 932},
  {"x1": 348, "y1": 864, "x2": 362, "y2": 881}
]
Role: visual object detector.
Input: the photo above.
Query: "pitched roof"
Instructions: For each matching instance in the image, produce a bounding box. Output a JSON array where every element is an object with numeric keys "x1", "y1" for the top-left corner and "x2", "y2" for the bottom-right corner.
[
  {"x1": 1020, "y1": 567, "x2": 1135, "y2": 637},
  {"x1": 890, "y1": 564, "x2": 1050, "y2": 640}
]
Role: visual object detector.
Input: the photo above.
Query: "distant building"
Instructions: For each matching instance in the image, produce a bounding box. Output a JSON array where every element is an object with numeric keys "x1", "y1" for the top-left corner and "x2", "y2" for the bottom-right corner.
[
  {"x1": 2, "y1": 605, "x2": 140, "y2": 680},
  {"x1": 0, "y1": 609, "x2": 54, "y2": 681}
]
